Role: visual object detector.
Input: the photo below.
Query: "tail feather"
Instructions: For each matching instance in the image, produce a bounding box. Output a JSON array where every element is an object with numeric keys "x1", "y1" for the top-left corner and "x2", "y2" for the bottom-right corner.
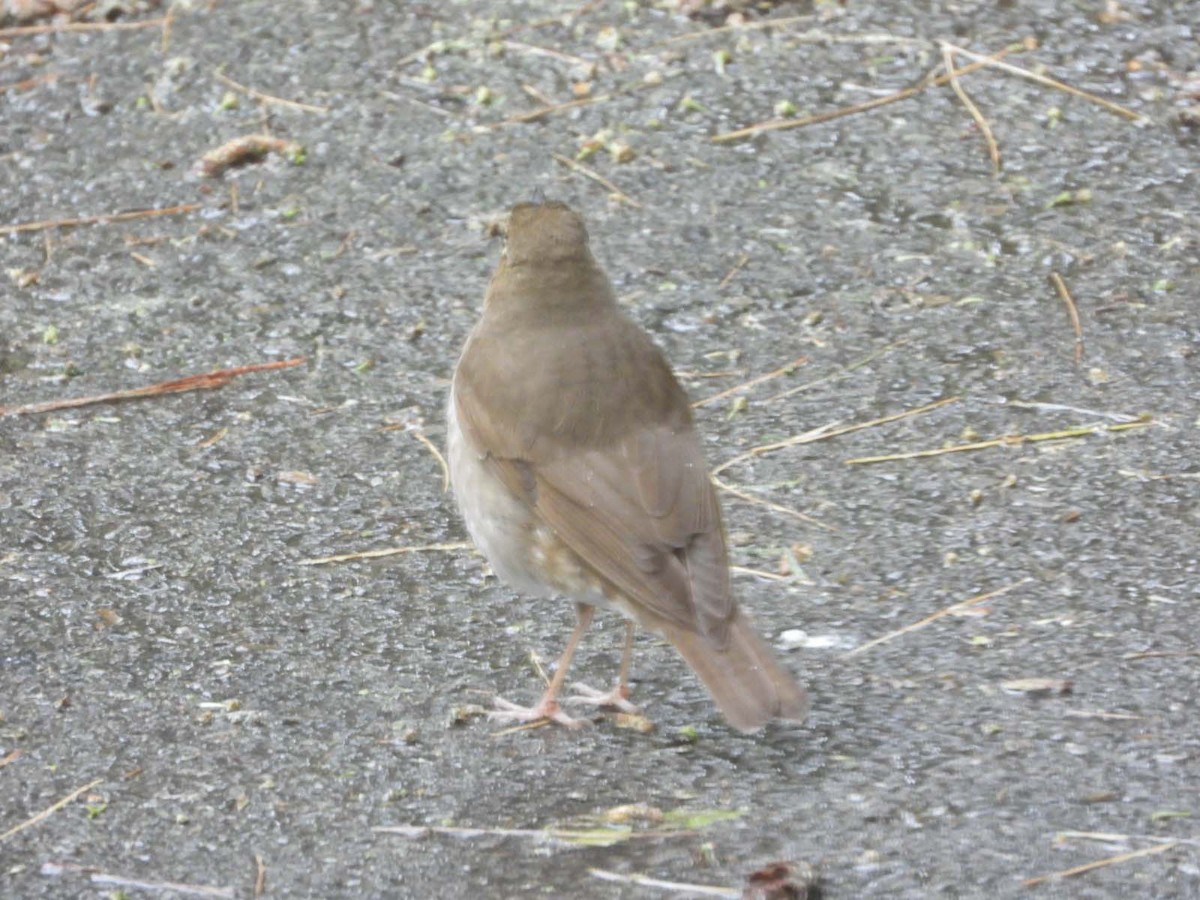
[{"x1": 656, "y1": 612, "x2": 809, "y2": 732}]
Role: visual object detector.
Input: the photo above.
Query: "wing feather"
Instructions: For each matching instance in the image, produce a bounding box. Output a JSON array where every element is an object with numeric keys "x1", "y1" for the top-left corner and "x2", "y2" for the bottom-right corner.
[{"x1": 452, "y1": 317, "x2": 734, "y2": 646}]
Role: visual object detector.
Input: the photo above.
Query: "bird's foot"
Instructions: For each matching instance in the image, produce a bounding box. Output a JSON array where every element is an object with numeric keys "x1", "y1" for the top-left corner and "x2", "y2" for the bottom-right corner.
[
  {"x1": 565, "y1": 682, "x2": 641, "y2": 715},
  {"x1": 490, "y1": 695, "x2": 590, "y2": 729}
]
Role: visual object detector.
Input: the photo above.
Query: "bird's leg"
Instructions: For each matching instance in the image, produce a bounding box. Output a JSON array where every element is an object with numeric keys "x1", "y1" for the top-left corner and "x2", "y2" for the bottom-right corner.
[
  {"x1": 491, "y1": 603, "x2": 595, "y2": 728},
  {"x1": 566, "y1": 620, "x2": 641, "y2": 714}
]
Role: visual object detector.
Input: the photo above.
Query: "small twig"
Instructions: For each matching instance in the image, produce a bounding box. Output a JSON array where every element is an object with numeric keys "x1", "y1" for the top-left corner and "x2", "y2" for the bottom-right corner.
[
  {"x1": 373, "y1": 823, "x2": 683, "y2": 847},
  {"x1": 694, "y1": 355, "x2": 806, "y2": 408},
  {"x1": 650, "y1": 14, "x2": 811, "y2": 47},
  {"x1": 376, "y1": 824, "x2": 558, "y2": 840},
  {"x1": 0, "y1": 749, "x2": 23, "y2": 769},
  {"x1": 502, "y1": 41, "x2": 593, "y2": 67},
  {"x1": 844, "y1": 418, "x2": 1152, "y2": 465},
  {"x1": 766, "y1": 340, "x2": 907, "y2": 403},
  {"x1": 213, "y1": 70, "x2": 329, "y2": 114},
  {"x1": 941, "y1": 44, "x2": 1001, "y2": 173},
  {"x1": 0, "y1": 18, "x2": 166, "y2": 38},
  {"x1": 489, "y1": 0, "x2": 604, "y2": 39},
  {"x1": 677, "y1": 368, "x2": 745, "y2": 380},
  {"x1": 730, "y1": 565, "x2": 795, "y2": 583},
  {"x1": 499, "y1": 79, "x2": 659, "y2": 127},
  {"x1": 1061, "y1": 710, "x2": 1144, "y2": 720},
  {"x1": 379, "y1": 88, "x2": 453, "y2": 118},
  {"x1": 712, "y1": 51, "x2": 1012, "y2": 143},
  {"x1": 408, "y1": 431, "x2": 450, "y2": 492},
  {"x1": 90, "y1": 873, "x2": 233, "y2": 898},
  {"x1": 551, "y1": 153, "x2": 641, "y2": 208},
  {"x1": 1020, "y1": 842, "x2": 1176, "y2": 889},
  {"x1": 1057, "y1": 831, "x2": 1200, "y2": 849},
  {"x1": 711, "y1": 423, "x2": 839, "y2": 478},
  {"x1": 40, "y1": 863, "x2": 235, "y2": 899},
  {"x1": 1118, "y1": 469, "x2": 1200, "y2": 481},
  {"x1": 714, "y1": 396, "x2": 960, "y2": 476},
  {"x1": 491, "y1": 719, "x2": 553, "y2": 737},
  {"x1": 1122, "y1": 650, "x2": 1200, "y2": 661},
  {"x1": 716, "y1": 253, "x2": 750, "y2": 289},
  {"x1": 941, "y1": 43, "x2": 1147, "y2": 123},
  {"x1": 297, "y1": 542, "x2": 473, "y2": 566},
  {"x1": 253, "y1": 854, "x2": 266, "y2": 898},
  {"x1": 590, "y1": 868, "x2": 740, "y2": 898},
  {"x1": 0, "y1": 73, "x2": 61, "y2": 94},
  {"x1": 845, "y1": 579, "x2": 1031, "y2": 658},
  {"x1": 785, "y1": 29, "x2": 923, "y2": 47},
  {"x1": 1049, "y1": 272, "x2": 1084, "y2": 365},
  {"x1": 330, "y1": 230, "x2": 357, "y2": 259},
  {"x1": 161, "y1": 4, "x2": 174, "y2": 53},
  {"x1": 102, "y1": 563, "x2": 163, "y2": 580},
  {"x1": 521, "y1": 83, "x2": 558, "y2": 106},
  {"x1": 1004, "y1": 400, "x2": 1135, "y2": 422},
  {"x1": 395, "y1": 40, "x2": 443, "y2": 68},
  {"x1": 504, "y1": 93, "x2": 610, "y2": 124},
  {"x1": 712, "y1": 475, "x2": 834, "y2": 531},
  {"x1": 0, "y1": 779, "x2": 103, "y2": 843},
  {"x1": 527, "y1": 649, "x2": 552, "y2": 688},
  {"x1": 0, "y1": 358, "x2": 305, "y2": 418},
  {"x1": 0, "y1": 202, "x2": 200, "y2": 237}
]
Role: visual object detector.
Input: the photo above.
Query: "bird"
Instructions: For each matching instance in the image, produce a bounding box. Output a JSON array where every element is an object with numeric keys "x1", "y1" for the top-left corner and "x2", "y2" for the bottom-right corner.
[{"x1": 447, "y1": 199, "x2": 809, "y2": 732}]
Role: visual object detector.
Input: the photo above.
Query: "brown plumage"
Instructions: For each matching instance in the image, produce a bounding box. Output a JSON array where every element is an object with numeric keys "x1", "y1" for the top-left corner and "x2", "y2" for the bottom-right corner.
[{"x1": 448, "y1": 200, "x2": 808, "y2": 732}]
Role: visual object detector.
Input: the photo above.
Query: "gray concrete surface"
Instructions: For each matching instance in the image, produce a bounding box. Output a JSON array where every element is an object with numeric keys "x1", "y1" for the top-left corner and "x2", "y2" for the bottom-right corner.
[{"x1": 2, "y1": 1, "x2": 1198, "y2": 897}]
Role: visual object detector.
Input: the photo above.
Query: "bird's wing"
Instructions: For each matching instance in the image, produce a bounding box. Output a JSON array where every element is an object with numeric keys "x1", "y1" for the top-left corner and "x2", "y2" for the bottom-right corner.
[
  {"x1": 457, "y1": 374, "x2": 734, "y2": 642},
  {"x1": 536, "y1": 427, "x2": 735, "y2": 643},
  {"x1": 452, "y1": 314, "x2": 736, "y2": 644}
]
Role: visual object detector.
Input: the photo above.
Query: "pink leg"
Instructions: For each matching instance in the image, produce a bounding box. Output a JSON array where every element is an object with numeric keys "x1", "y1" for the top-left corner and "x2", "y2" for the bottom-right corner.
[
  {"x1": 566, "y1": 620, "x2": 641, "y2": 714},
  {"x1": 490, "y1": 604, "x2": 595, "y2": 728}
]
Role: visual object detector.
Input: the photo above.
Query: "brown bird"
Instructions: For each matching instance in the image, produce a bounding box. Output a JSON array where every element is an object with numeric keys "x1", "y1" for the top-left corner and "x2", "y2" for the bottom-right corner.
[{"x1": 447, "y1": 199, "x2": 808, "y2": 732}]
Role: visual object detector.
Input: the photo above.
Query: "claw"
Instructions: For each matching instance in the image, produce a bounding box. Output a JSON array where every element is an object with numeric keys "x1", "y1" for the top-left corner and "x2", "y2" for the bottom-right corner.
[
  {"x1": 490, "y1": 695, "x2": 591, "y2": 728},
  {"x1": 565, "y1": 682, "x2": 641, "y2": 715}
]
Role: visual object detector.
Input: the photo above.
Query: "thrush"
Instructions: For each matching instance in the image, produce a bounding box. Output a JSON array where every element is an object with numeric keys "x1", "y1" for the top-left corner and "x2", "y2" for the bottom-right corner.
[{"x1": 447, "y1": 199, "x2": 809, "y2": 732}]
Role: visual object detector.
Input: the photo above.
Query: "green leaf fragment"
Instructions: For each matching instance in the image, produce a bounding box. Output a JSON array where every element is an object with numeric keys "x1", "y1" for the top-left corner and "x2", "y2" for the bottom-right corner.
[
  {"x1": 547, "y1": 825, "x2": 632, "y2": 847},
  {"x1": 662, "y1": 807, "x2": 746, "y2": 829}
]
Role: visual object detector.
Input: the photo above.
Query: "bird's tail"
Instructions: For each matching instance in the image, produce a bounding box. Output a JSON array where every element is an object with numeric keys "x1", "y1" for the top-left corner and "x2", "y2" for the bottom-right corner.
[{"x1": 656, "y1": 611, "x2": 809, "y2": 732}]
